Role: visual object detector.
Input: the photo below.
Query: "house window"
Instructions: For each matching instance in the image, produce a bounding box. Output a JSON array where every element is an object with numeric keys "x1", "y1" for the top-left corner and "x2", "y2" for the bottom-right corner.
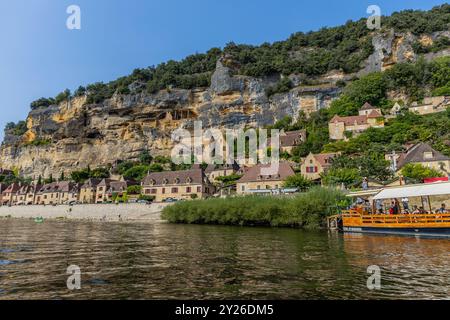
[
  {"x1": 266, "y1": 185, "x2": 270, "y2": 189},
  {"x1": 151, "y1": 189, "x2": 157, "y2": 194},
  {"x1": 99, "y1": 187, "x2": 103, "y2": 191},
  {"x1": 162, "y1": 188, "x2": 165, "y2": 194},
  {"x1": 241, "y1": 185, "x2": 245, "y2": 191},
  {"x1": 172, "y1": 187, "x2": 178, "y2": 193},
  {"x1": 186, "y1": 187, "x2": 191, "y2": 193},
  {"x1": 145, "y1": 189, "x2": 150, "y2": 194},
  {"x1": 197, "y1": 186, "x2": 201, "y2": 193},
  {"x1": 257, "y1": 185, "x2": 261, "y2": 189}
]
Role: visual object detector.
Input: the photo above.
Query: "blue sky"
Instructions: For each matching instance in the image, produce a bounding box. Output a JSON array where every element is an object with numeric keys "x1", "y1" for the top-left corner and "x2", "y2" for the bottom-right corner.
[{"x1": 0, "y1": 0, "x2": 447, "y2": 140}]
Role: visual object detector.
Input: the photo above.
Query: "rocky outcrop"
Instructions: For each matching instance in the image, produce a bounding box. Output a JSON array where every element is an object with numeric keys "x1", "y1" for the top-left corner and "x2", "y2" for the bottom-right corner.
[
  {"x1": 0, "y1": 71, "x2": 342, "y2": 178},
  {"x1": 1, "y1": 29, "x2": 449, "y2": 178}
]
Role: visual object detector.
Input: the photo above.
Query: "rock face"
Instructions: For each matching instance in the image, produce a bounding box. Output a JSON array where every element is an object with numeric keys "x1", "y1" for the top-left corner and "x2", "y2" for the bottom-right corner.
[
  {"x1": 0, "y1": 64, "x2": 342, "y2": 178},
  {"x1": 1, "y1": 29, "x2": 449, "y2": 178}
]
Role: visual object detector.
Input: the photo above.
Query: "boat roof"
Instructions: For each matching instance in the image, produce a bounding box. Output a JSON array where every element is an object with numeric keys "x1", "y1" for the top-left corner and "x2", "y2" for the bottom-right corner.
[
  {"x1": 346, "y1": 189, "x2": 383, "y2": 198},
  {"x1": 372, "y1": 182, "x2": 450, "y2": 200}
]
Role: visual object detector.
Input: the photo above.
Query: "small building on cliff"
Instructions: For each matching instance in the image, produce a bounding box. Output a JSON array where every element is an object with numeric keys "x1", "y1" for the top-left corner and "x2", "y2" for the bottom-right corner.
[{"x1": 329, "y1": 103, "x2": 385, "y2": 141}]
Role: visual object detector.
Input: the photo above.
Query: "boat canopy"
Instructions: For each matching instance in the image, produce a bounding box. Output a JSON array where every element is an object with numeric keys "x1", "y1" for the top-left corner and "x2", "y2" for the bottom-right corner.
[{"x1": 372, "y1": 182, "x2": 450, "y2": 200}]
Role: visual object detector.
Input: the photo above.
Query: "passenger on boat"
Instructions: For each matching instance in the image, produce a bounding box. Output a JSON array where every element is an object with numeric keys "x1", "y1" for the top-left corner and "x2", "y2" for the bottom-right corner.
[
  {"x1": 437, "y1": 203, "x2": 447, "y2": 214},
  {"x1": 401, "y1": 197, "x2": 409, "y2": 211},
  {"x1": 389, "y1": 200, "x2": 400, "y2": 214},
  {"x1": 412, "y1": 205, "x2": 421, "y2": 214}
]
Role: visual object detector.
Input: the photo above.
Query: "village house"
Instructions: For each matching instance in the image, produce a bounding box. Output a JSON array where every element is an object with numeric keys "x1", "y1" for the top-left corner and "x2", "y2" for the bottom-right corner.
[
  {"x1": 34, "y1": 182, "x2": 80, "y2": 205},
  {"x1": 79, "y1": 178, "x2": 102, "y2": 204},
  {"x1": 268, "y1": 130, "x2": 307, "y2": 154},
  {"x1": 387, "y1": 143, "x2": 450, "y2": 176},
  {"x1": 95, "y1": 178, "x2": 138, "y2": 203},
  {"x1": 1, "y1": 183, "x2": 21, "y2": 206},
  {"x1": 141, "y1": 169, "x2": 214, "y2": 202},
  {"x1": 389, "y1": 102, "x2": 403, "y2": 117},
  {"x1": 329, "y1": 103, "x2": 385, "y2": 141},
  {"x1": 300, "y1": 152, "x2": 339, "y2": 181},
  {"x1": 14, "y1": 184, "x2": 41, "y2": 205},
  {"x1": 408, "y1": 96, "x2": 449, "y2": 115},
  {"x1": 199, "y1": 162, "x2": 241, "y2": 183},
  {"x1": 236, "y1": 162, "x2": 295, "y2": 195}
]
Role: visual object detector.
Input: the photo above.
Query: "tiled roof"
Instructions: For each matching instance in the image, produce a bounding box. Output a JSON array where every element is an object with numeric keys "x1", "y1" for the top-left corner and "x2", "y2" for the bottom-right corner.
[
  {"x1": 2, "y1": 183, "x2": 21, "y2": 194},
  {"x1": 367, "y1": 109, "x2": 383, "y2": 118},
  {"x1": 313, "y1": 153, "x2": 339, "y2": 168},
  {"x1": 360, "y1": 102, "x2": 375, "y2": 110},
  {"x1": 81, "y1": 178, "x2": 102, "y2": 189},
  {"x1": 267, "y1": 130, "x2": 306, "y2": 148},
  {"x1": 142, "y1": 169, "x2": 206, "y2": 186},
  {"x1": 237, "y1": 162, "x2": 295, "y2": 183},
  {"x1": 330, "y1": 115, "x2": 368, "y2": 126},
  {"x1": 37, "y1": 182, "x2": 78, "y2": 194}
]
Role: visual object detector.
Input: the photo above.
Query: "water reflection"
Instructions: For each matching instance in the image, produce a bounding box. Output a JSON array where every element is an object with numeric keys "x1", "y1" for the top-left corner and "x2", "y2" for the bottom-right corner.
[{"x1": 0, "y1": 219, "x2": 448, "y2": 299}]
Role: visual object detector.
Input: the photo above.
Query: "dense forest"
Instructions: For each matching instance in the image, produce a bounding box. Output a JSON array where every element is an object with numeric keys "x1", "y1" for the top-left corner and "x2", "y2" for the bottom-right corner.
[{"x1": 25, "y1": 4, "x2": 450, "y2": 109}]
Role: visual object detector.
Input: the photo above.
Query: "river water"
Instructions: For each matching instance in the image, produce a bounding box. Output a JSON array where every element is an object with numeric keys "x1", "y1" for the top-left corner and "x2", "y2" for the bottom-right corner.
[{"x1": 0, "y1": 219, "x2": 448, "y2": 300}]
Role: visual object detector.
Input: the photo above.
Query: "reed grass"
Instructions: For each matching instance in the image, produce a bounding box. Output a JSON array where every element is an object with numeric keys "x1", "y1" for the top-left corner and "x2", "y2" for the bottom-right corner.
[{"x1": 161, "y1": 187, "x2": 346, "y2": 229}]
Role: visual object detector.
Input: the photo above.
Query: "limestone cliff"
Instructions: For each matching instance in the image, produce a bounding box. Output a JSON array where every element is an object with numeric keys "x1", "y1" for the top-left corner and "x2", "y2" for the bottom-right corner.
[{"x1": 1, "y1": 29, "x2": 449, "y2": 178}]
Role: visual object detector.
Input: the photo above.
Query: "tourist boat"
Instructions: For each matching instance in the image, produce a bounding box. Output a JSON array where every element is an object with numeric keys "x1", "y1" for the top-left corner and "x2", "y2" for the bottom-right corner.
[{"x1": 334, "y1": 182, "x2": 450, "y2": 238}]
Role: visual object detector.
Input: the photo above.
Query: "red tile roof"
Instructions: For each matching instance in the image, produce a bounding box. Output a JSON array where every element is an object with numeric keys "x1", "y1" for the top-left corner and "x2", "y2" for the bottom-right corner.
[
  {"x1": 330, "y1": 115, "x2": 368, "y2": 126},
  {"x1": 367, "y1": 109, "x2": 383, "y2": 118},
  {"x1": 313, "y1": 153, "x2": 339, "y2": 168}
]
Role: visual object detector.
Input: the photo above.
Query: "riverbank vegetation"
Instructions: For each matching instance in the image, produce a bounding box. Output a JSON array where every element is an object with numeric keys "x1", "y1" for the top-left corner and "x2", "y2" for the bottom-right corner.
[{"x1": 161, "y1": 187, "x2": 347, "y2": 229}]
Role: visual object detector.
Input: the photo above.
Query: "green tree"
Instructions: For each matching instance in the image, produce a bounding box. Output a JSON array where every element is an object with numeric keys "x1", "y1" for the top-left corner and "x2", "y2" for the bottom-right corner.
[
  {"x1": 321, "y1": 168, "x2": 361, "y2": 188},
  {"x1": 401, "y1": 163, "x2": 444, "y2": 182}
]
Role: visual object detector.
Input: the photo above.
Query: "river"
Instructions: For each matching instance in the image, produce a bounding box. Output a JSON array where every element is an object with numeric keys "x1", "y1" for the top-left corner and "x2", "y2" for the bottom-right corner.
[{"x1": 0, "y1": 219, "x2": 448, "y2": 299}]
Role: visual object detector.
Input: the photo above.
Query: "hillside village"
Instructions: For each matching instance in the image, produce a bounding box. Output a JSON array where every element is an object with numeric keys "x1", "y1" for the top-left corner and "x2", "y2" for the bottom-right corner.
[
  {"x1": 1, "y1": 94, "x2": 449, "y2": 206},
  {"x1": 1, "y1": 5, "x2": 450, "y2": 206}
]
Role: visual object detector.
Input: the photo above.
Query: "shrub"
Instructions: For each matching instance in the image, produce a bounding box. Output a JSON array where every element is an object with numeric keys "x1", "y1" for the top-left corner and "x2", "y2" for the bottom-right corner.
[{"x1": 161, "y1": 187, "x2": 346, "y2": 229}]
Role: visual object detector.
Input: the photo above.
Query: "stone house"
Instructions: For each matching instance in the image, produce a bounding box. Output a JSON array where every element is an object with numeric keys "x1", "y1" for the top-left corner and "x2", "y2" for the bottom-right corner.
[
  {"x1": 141, "y1": 169, "x2": 214, "y2": 202},
  {"x1": 199, "y1": 162, "x2": 241, "y2": 183},
  {"x1": 34, "y1": 182, "x2": 80, "y2": 205},
  {"x1": 329, "y1": 104, "x2": 384, "y2": 141},
  {"x1": 95, "y1": 178, "x2": 138, "y2": 203},
  {"x1": 79, "y1": 178, "x2": 102, "y2": 204},
  {"x1": 278, "y1": 130, "x2": 307, "y2": 154},
  {"x1": 300, "y1": 152, "x2": 339, "y2": 181},
  {"x1": 408, "y1": 96, "x2": 449, "y2": 115},
  {"x1": 14, "y1": 184, "x2": 41, "y2": 205},
  {"x1": 1, "y1": 183, "x2": 21, "y2": 206},
  {"x1": 236, "y1": 162, "x2": 295, "y2": 195},
  {"x1": 394, "y1": 143, "x2": 450, "y2": 176}
]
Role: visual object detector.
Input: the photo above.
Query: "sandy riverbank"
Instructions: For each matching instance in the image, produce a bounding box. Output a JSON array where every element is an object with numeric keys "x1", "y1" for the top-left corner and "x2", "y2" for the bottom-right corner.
[{"x1": 0, "y1": 203, "x2": 172, "y2": 222}]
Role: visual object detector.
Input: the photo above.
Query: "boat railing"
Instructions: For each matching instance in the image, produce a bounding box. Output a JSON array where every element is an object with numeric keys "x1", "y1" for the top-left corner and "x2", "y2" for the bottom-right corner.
[{"x1": 342, "y1": 209, "x2": 450, "y2": 224}]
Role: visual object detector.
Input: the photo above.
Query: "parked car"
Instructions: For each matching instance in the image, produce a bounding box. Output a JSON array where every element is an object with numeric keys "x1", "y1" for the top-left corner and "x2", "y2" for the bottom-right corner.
[
  {"x1": 137, "y1": 200, "x2": 150, "y2": 204},
  {"x1": 163, "y1": 198, "x2": 178, "y2": 203}
]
